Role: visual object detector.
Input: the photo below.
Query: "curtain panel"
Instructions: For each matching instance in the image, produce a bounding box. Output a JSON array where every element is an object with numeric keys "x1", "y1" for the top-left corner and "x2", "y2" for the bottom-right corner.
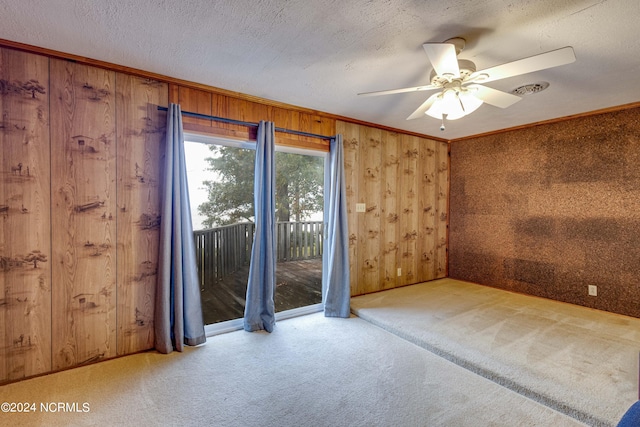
[
  {"x1": 155, "y1": 103, "x2": 206, "y2": 353},
  {"x1": 323, "y1": 134, "x2": 351, "y2": 317},
  {"x1": 244, "y1": 121, "x2": 277, "y2": 332}
]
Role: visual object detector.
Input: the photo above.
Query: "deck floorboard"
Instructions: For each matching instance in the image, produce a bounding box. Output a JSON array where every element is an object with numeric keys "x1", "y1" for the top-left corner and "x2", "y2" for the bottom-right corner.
[{"x1": 200, "y1": 258, "x2": 322, "y2": 324}]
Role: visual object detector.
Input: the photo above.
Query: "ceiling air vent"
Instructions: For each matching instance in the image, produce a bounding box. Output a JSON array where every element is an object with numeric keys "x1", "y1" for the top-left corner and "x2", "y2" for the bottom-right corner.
[{"x1": 510, "y1": 82, "x2": 549, "y2": 96}]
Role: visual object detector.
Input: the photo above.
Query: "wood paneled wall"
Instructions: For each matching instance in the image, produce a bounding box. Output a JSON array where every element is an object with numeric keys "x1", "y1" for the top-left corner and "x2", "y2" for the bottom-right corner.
[
  {"x1": 0, "y1": 42, "x2": 447, "y2": 384},
  {"x1": 0, "y1": 47, "x2": 167, "y2": 383},
  {"x1": 337, "y1": 121, "x2": 449, "y2": 296},
  {"x1": 0, "y1": 48, "x2": 51, "y2": 382},
  {"x1": 50, "y1": 59, "x2": 118, "y2": 369},
  {"x1": 169, "y1": 85, "x2": 334, "y2": 151},
  {"x1": 115, "y1": 74, "x2": 166, "y2": 356}
]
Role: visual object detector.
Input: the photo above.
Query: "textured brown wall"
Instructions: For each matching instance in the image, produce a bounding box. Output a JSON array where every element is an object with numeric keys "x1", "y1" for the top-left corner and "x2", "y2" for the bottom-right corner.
[{"x1": 449, "y1": 107, "x2": 640, "y2": 317}]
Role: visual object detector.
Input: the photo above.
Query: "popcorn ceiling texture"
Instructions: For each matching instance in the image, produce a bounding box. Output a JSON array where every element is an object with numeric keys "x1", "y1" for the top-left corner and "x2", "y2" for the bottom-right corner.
[
  {"x1": 3, "y1": 0, "x2": 640, "y2": 140},
  {"x1": 449, "y1": 107, "x2": 640, "y2": 317}
]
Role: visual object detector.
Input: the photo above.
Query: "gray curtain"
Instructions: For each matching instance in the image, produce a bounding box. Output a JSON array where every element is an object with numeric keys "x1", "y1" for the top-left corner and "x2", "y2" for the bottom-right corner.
[
  {"x1": 155, "y1": 103, "x2": 206, "y2": 353},
  {"x1": 323, "y1": 134, "x2": 351, "y2": 317},
  {"x1": 244, "y1": 121, "x2": 277, "y2": 332}
]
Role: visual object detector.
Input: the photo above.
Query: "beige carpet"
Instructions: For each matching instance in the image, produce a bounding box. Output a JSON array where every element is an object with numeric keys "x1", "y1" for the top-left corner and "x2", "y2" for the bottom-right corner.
[
  {"x1": 0, "y1": 312, "x2": 585, "y2": 426},
  {"x1": 351, "y1": 278, "x2": 640, "y2": 427}
]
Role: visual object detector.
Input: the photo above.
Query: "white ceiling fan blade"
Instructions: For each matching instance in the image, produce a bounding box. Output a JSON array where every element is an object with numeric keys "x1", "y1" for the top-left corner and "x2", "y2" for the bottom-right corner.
[
  {"x1": 406, "y1": 92, "x2": 441, "y2": 120},
  {"x1": 423, "y1": 43, "x2": 460, "y2": 78},
  {"x1": 468, "y1": 84, "x2": 522, "y2": 108},
  {"x1": 358, "y1": 84, "x2": 438, "y2": 97},
  {"x1": 472, "y1": 46, "x2": 575, "y2": 84}
]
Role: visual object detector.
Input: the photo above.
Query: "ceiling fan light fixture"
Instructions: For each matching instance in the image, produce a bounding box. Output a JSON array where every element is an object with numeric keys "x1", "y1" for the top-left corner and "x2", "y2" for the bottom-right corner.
[
  {"x1": 426, "y1": 90, "x2": 457, "y2": 119},
  {"x1": 459, "y1": 90, "x2": 484, "y2": 114},
  {"x1": 361, "y1": 37, "x2": 575, "y2": 129},
  {"x1": 425, "y1": 88, "x2": 483, "y2": 120}
]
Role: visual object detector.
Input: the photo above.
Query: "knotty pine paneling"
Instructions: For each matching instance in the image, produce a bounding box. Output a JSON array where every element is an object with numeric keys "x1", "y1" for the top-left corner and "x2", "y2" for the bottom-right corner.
[
  {"x1": 435, "y1": 142, "x2": 449, "y2": 277},
  {"x1": 0, "y1": 49, "x2": 51, "y2": 382},
  {"x1": 170, "y1": 84, "x2": 334, "y2": 151},
  {"x1": 357, "y1": 126, "x2": 381, "y2": 294},
  {"x1": 173, "y1": 85, "x2": 212, "y2": 128},
  {"x1": 338, "y1": 121, "x2": 360, "y2": 296},
  {"x1": 115, "y1": 73, "x2": 167, "y2": 355},
  {"x1": 417, "y1": 138, "x2": 438, "y2": 282},
  {"x1": 50, "y1": 59, "x2": 117, "y2": 370},
  {"x1": 0, "y1": 48, "x2": 169, "y2": 384},
  {"x1": 338, "y1": 120, "x2": 448, "y2": 296},
  {"x1": 380, "y1": 130, "x2": 400, "y2": 290},
  {"x1": 399, "y1": 135, "x2": 420, "y2": 286}
]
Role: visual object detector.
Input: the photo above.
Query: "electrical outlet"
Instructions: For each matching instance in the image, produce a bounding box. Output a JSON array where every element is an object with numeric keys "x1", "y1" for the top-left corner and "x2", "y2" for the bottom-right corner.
[
  {"x1": 397, "y1": 268, "x2": 402, "y2": 277},
  {"x1": 588, "y1": 285, "x2": 598, "y2": 296},
  {"x1": 355, "y1": 203, "x2": 366, "y2": 213}
]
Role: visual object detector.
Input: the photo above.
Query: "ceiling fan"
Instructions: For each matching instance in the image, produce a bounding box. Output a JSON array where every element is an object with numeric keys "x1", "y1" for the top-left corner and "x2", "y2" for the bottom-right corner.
[{"x1": 359, "y1": 38, "x2": 576, "y2": 130}]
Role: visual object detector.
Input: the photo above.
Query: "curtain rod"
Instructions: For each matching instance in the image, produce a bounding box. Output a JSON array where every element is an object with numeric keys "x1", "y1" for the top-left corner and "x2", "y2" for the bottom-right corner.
[{"x1": 157, "y1": 106, "x2": 334, "y2": 140}]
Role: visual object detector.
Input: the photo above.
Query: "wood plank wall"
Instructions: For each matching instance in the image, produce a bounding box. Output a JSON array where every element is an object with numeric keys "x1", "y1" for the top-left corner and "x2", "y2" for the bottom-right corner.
[
  {"x1": 50, "y1": 59, "x2": 118, "y2": 369},
  {"x1": 0, "y1": 47, "x2": 168, "y2": 383},
  {"x1": 0, "y1": 48, "x2": 51, "y2": 381},
  {"x1": 0, "y1": 43, "x2": 448, "y2": 384},
  {"x1": 115, "y1": 74, "x2": 167, "y2": 356},
  {"x1": 169, "y1": 85, "x2": 334, "y2": 151},
  {"x1": 337, "y1": 120, "x2": 449, "y2": 296}
]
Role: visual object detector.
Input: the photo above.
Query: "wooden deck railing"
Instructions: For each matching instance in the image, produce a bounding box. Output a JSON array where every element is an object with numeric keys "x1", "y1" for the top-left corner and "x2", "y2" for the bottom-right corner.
[
  {"x1": 276, "y1": 221, "x2": 324, "y2": 261},
  {"x1": 194, "y1": 221, "x2": 323, "y2": 287}
]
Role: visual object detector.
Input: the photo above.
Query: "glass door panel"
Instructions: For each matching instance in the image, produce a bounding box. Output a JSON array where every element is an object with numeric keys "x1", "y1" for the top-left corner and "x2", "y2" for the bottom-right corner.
[
  {"x1": 185, "y1": 140, "x2": 255, "y2": 324},
  {"x1": 274, "y1": 151, "x2": 324, "y2": 312}
]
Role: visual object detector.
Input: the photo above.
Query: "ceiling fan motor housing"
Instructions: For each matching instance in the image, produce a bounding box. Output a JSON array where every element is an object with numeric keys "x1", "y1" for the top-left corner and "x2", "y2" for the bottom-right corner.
[
  {"x1": 444, "y1": 37, "x2": 466, "y2": 54},
  {"x1": 430, "y1": 59, "x2": 477, "y2": 87}
]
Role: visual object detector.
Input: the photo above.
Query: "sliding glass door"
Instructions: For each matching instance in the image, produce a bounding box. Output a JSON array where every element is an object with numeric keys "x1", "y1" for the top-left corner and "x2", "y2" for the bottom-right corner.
[{"x1": 184, "y1": 135, "x2": 325, "y2": 325}]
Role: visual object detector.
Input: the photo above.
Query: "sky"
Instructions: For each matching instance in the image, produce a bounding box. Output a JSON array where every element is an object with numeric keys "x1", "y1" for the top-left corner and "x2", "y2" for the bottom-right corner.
[{"x1": 184, "y1": 141, "x2": 213, "y2": 230}]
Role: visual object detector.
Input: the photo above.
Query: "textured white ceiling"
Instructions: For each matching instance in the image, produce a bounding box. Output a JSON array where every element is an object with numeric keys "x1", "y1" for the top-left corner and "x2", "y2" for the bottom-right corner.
[{"x1": 1, "y1": 0, "x2": 638, "y2": 139}]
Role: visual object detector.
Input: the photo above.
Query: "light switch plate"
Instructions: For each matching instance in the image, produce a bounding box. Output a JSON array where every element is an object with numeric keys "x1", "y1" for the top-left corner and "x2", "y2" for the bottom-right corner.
[{"x1": 356, "y1": 203, "x2": 366, "y2": 213}]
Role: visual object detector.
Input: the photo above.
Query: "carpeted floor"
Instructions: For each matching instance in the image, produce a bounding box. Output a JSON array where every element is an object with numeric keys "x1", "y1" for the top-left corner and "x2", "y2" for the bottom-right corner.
[
  {"x1": 351, "y1": 278, "x2": 640, "y2": 427},
  {"x1": 1, "y1": 311, "x2": 585, "y2": 426}
]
